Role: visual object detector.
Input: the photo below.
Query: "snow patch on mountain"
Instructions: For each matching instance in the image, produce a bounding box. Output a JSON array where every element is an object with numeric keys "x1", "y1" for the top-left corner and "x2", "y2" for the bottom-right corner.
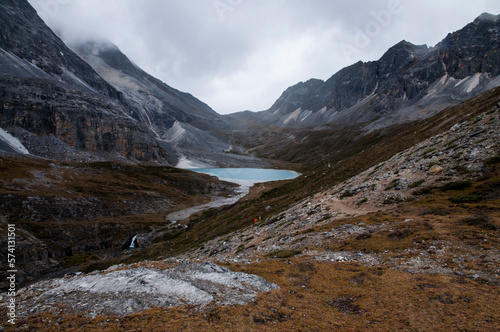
[
  {"x1": 300, "y1": 110, "x2": 313, "y2": 122},
  {"x1": 0, "y1": 128, "x2": 29, "y2": 154},
  {"x1": 283, "y1": 107, "x2": 302, "y2": 125},
  {"x1": 176, "y1": 155, "x2": 212, "y2": 169},
  {"x1": 454, "y1": 73, "x2": 482, "y2": 93},
  {"x1": 164, "y1": 121, "x2": 187, "y2": 143}
]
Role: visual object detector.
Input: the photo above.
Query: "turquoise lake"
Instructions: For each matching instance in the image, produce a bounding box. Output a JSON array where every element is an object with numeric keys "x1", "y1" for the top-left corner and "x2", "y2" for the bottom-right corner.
[{"x1": 189, "y1": 168, "x2": 300, "y2": 183}]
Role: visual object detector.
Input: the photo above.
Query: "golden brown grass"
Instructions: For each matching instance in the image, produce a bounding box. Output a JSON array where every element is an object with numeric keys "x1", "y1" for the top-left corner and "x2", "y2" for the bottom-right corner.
[
  {"x1": 5, "y1": 161, "x2": 499, "y2": 331},
  {"x1": 5, "y1": 259, "x2": 499, "y2": 331},
  {"x1": 139, "y1": 87, "x2": 500, "y2": 264},
  {"x1": 0, "y1": 156, "x2": 238, "y2": 279},
  {"x1": 0, "y1": 157, "x2": 230, "y2": 207}
]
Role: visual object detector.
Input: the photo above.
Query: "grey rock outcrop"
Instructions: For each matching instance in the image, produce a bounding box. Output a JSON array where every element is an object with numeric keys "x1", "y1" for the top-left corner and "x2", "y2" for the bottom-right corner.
[
  {"x1": 70, "y1": 40, "x2": 254, "y2": 167},
  {"x1": 15, "y1": 261, "x2": 279, "y2": 317}
]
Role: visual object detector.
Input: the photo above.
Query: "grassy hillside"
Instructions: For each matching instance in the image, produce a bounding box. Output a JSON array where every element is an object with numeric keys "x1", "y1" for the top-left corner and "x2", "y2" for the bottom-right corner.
[
  {"x1": 0, "y1": 157, "x2": 236, "y2": 288},
  {"x1": 6, "y1": 118, "x2": 499, "y2": 331},
  {"x1": 1, "y1": 87, "x2": 499, "y2": 331},
  {"x1": 126, "y1": 86, "x2": 499, "y2": 263}
]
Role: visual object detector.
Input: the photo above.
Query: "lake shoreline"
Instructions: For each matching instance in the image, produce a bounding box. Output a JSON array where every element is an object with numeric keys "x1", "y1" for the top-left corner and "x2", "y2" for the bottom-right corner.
[
  {"x1": 165, "y1": 182, "x2": 250, "y2": 222},
  {"x1": 189, "y1": 168, "x2": 301, "y2": 183},
  {"x1": 165, "y1": 168, "x2": 300, "y2": 222}
]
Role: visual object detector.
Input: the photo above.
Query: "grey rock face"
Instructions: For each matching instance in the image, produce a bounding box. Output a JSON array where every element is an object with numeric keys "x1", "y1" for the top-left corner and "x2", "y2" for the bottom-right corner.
[
  {"x1": 0, "y1": 0, "x2": 116, "y2": 96},
  {"x1": 234, "y1": 13, "x2": 500, "y2": 128},
  {"x1": 0, "y1": 0, "x2": 169, "y2": 162},
  {"x1": 70, "y1": 40, "x2": 264, "y2": 167},
  {"x1": 15, "y1": 262, "x2": 279, "y2": 317},
  {"x1": 0, "y1": 0, "x2": 249, "y2": 165},
  {"x1": 0, "y1": 0, "x2": 260, "y2": 166}
]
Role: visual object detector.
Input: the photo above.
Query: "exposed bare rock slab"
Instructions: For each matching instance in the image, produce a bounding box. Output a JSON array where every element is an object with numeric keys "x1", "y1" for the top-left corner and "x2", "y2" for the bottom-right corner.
[{"x1": 14, "y1": 262, "x2": 279, "y2": 317}]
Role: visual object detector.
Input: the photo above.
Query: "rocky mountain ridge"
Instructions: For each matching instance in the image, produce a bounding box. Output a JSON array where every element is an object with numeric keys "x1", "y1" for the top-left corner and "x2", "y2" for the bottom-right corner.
[
  {"x1": 232, "y1": 13, "x2": 500, "y2": 129},
  {"x1": 0, "y1": 0, "x2": 169, "y2": 163},
  {"x1": 0, "y1": 0, "x2": 257, "y2": 167},
  {"x1": 180, "y1": 104, "x2": 499, "y2": 271},
  {"x1": 1, "y1": 4, "x2": 499, "y2": 329},
  {"x1": 1, "y1": 2, "x2": 499, "y2": 167},
  {"x1": 0, "y1": 158, "x2": 239, "y2": 289},
  {"x1": 70, "y1": 41, "x2": 259, "y2": 167}
]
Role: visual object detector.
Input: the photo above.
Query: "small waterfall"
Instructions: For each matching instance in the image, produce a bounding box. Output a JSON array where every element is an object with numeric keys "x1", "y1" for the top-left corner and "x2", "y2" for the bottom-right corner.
[{"x1": 129, "y1": 235, "x2": 138, "y2": 248}]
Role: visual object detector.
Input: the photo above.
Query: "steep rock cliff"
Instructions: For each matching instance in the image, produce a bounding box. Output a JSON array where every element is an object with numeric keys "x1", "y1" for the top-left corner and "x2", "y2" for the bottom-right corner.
[{"x1": 0, "y1": 0, "x2": 170, "y2": 162}]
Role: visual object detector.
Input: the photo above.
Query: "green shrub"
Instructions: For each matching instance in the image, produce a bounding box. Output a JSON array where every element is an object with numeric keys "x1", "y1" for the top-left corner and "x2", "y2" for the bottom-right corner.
[
  {"x1": 440, "y1": 181, "x2": 472, "y2": 191},
  {"x1": 82, "y1": 261, "x2": 115, "y2": 274},
  {"x1": 423, "y1": 209, "x2": 452, "y2": 216},
  {"x1": 340, "y1": 190, "x2": 355, "y2": 198},
  {"x1": 383, "y1": 196, "x2": 402, "y2": 204},
  {"x1": 356, "y1": 198, "x2": 368, "y2": 206},
  {"x1": 385, "y1": 179, "x2": 400, "y2": 191},
  {"x1": 485, "y1": 155, "x2": 500, "y2": 165},
  {"x1": 449, "y1": 195, "x2": 483, "y2": 203},
  {"x1": 153, "y1": 230, "x2": 183, "y2": 243},
  {"x1": 461, "y1": 213, "x2": 497, "y2": 230},
  {"x1": 409, "y1": 179, "x2": 425, "y2": 189},
  {"x1": 235, "y1": 244, "x2": 246, "y2": 253},
  {"x1": 421, "y1": 147, "x2": 436, "y2": 157},
  {"x1": 326, "y1": 295, "x2": 364, "y2": 315},
  {"x1": 266, "y1": 249, "x2": 302, "y2": 259},
  {"x1": 64, "y1": 252, "x2": 98, "y2": 268},
  {"x1": 388, "y1": 229, "x2": 412, "y2": 241},
  {"x1": 356, "y1": 232, "x2": 372, "y2": 240},
  {"x1": 318, "y1": 214, "x2": 332, "y2": 222}
]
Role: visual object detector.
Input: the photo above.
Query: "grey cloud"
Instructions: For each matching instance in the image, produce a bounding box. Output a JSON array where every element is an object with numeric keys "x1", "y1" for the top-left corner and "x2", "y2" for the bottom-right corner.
[{"x1": 28, "y1": 0, "x2": 500, "y2": 114}]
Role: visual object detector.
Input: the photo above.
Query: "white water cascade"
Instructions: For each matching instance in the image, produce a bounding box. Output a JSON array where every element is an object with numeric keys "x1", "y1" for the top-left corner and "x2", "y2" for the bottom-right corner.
[{"x1": 129, "y1": 235, "x2": 138, "y2": 248}]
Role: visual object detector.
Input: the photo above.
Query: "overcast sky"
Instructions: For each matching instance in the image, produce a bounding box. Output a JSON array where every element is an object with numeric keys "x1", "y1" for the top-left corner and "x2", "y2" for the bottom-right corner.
[{"x1": 28, "y1": 0, "x2": 500, "y2": 114}]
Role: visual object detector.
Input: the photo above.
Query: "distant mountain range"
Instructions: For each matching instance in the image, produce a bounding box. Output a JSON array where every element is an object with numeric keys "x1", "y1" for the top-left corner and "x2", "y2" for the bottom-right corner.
[
  {"x1": 70, "y1": 40, "x2": 261, "y2": 168},
  {"x1": 0, "y1": 0, "x2": 499, "y2": 165},
  {"x1": 231, "y1": 13, "x2": 500, "y2": 129},
  {"x1": 0, "y1": 0, "x2": 259, "y2": 167}
]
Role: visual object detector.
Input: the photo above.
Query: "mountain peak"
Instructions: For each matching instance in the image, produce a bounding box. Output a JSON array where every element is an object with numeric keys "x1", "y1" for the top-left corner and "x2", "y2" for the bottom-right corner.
[
  {"x1": 72, "y1": 39, "x2": 140, "y2": 77},
  {"x1": 474, "y1": 12, "x2": 499, "y2": 23},
  {"x1": 384, "y1": 40, "x2": 429, "y2": 55},
  {"x1": 238, "y1": 13, "x2": 500, "y2": 128},
  {"x1": 376, "y1": 40, "x2": 429, "y2": 74}
]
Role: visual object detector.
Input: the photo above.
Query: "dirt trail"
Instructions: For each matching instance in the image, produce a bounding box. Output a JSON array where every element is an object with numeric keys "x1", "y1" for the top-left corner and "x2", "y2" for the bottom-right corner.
[{"x1": 319, "y1": 195, "x2": 384, "y2": 216}]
